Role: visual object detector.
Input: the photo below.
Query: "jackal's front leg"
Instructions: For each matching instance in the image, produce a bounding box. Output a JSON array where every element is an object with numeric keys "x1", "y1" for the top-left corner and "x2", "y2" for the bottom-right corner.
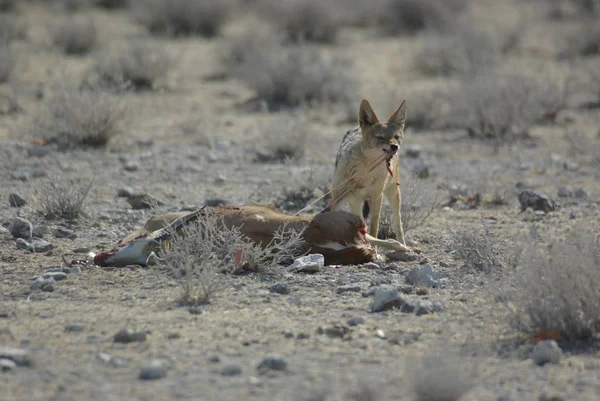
[
  {"x1": 368, "y1": 195, "x2": 383, "y2": 239},
  {"x1": 384, "y1": 184, "x2": 406, "y2": 245}
]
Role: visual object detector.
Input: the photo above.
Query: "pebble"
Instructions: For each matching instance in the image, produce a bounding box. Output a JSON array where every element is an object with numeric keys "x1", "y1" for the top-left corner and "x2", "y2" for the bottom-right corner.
[
  {"x1": 347, "y1": 317, "x2": 366, "y2": 326},
  {"x1": 8, "y1": 218, "x2": 32, "y2": 240},
  {"x1": 32, "y1": 226, "x2": 45, "y2": 238},
  {"x1": 0, "y1": 346, "x2": 32, "y2": 366},
  {"x1": 405, "y1": 144, "x2": 424, "y2": 158},
  {"x1": 113, "y1": 329, "x2": 147, "y2": 343},
  {"x1": 51, "y1": 226, "x2": 76, "y2": 239},
  {"x1": 214, "y1": 174, "x2": 227, "y2": 184},
  {"x1": 336, "y1": 282, "x2": 370, "y2": 294},
  {"x1": 8, "y1": 193, "x2": 26, "y2": 207},
  {"x1": 574, "y1": 188, "x2": 588, "y2": 199},
  {"x1": 16, "y1": 238, "x2": 31, "y2": 250},
  {"x1": 288, "y1": 254, "x2": 324, "y2": 273},
  {"x1": 531, "y1": 340, "x2": 562, "y2": 366},
  {"x1": 139, "y1": 359, "x2": 167, "y2": 380},
  {"x1": 317, "y1": 324, "x2": 350, "y2": 339},
  {"x1": 11, "y1": 171, "x2": 30, "y2": 181},
  {"x1": 221, "y1": 363, "x2": 243, "y2": 376},
  {"x1": 64, "y1": 323, "x2": 84, "y2": 332},
  {"x1": 30, "y1": 276, "x2": 55, "y2": 292},
  {"x1": 123, "y1": 161, "x2": 139, "y2": 172},
  {"x1": 269, "y1": 283, "x2": 291, "y2": 295},
  {"x1": 43, "y1": 271, "x2": 68, "y2": 281},
  {"x1": 371, "y1": 288, "x2": 405, "y2": 312},
  {"x1": 257, "y1": 356, "x2": 287, "y2": 374},
  {"x1": 405, "y1": 264, "x2": 440, "y2": 287},
  {"x1": 361, "y1": 262, "x2": 380, "y2": 269},
  {"x1": 0, "y1": 358, "x2": 17, "y2": 371},
  {"x1": 412, "y1": 163, "x2": 430, "y2": 179},
  {"x1": 117, "y1": 186, "x2": 134, "y2": 197},
  {"x1": 30, "y1": 240, "x2": 54, "y2": 253},
  {"x1": 401, "y1": 299, "x2": 444, "y2": 315},
  {"x1": 557, "y1": 186, "x2": 573, "y2": 198}
]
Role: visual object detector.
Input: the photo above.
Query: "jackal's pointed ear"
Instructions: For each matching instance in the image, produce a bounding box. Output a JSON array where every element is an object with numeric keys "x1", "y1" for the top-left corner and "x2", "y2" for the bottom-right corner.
[
  {"x1": 388, "y1": 100, "x2": 407, "y2": 129},
  {"x1": 359, "y1": 99, "x2": 379, "y2": 129}
]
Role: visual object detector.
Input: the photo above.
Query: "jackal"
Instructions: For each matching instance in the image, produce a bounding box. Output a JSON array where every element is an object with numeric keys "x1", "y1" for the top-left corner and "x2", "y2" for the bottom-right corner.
[{"x1": 330, "y1": 99, "x2": 407, "y2": 244}]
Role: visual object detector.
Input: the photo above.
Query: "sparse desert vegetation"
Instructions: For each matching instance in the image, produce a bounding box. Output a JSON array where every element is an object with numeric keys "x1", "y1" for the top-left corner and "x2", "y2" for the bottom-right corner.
[{"x1": 1, "y1": 1, "x2": 600, "y2": 400}]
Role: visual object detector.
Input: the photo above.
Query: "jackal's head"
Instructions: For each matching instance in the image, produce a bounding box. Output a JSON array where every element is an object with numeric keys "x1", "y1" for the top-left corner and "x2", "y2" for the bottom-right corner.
[{"x1": 358, "y1": 99, "x2": 406, "y2": 156}]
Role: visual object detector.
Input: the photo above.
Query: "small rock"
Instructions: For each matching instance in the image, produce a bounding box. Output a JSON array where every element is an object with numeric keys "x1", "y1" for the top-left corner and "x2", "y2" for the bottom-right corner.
[
  {"x1": 405, "y1": 264, "x2": 440, "y2": 287},
  {"x1": 16, "y1": 238, "x2": 31, "y2": 250},
  {"x1": 531, "y1": 340, "x2": 562, "y2": 366},
  {"x1": 8, "y1": 217, "x2": 32, "y2": 240},
  {"x1": 11, "y1": 171, "x2": 30, "y2": 181},
  {"x1": 31, "y1": 226, "x2": 45, "y2": 238},
  {"x1": 269, "y1": 283, "x2": 291, "y2": 295},
  {"x1": 126, "y1": 194, "x2": 163, "y2": 210},
  {"x1": 139, "y1": 359, "x2": 167, "y2": 380},
  {"x1": 64, "y1": 323, "x2": 84, "y2": 332},
  {"x1": 221, "y1": 363, "x2": 243, "y2": 376},
  {"x1": 363, "y1": 285, "x2": 394, "y2": 297},
  {"x1": 8, "y1": 193, "x2": 26, "y2": 207},
  {"x1": 257, "y1": 356, "x2": 287, "y2": 374},
  {"x1": 557, "y1": 186, "x2": 573, "y2": 198},
  {"x1": 0, "y1": 358, "x2": 17, "y2": 371},
  {"x1": 113, "y1": 329, "x2": 147, "y2": 343},
  {"x1": 347, "y1": 317, "x2": 366, "y2": 326},
  {"x1": 288, "y1": 254, "x2": 324, "y2": 273},
  {"x1": 574, "y1": 188, "x2": 588, "y2": 199},
  {"x1": 336, "y1": 282, "x2": 369, "y2": 294},
  {"x1": 30, "y1": 276, "x2": 55, "y2": 292},
  {"x1": 30, "y1": 239, "x2": 54, "y2": 253},
  {"x1": 214, "y1": 174, "x2": 227, "y2": 184},
  {"x1": 404, "y1": 300, "x2": 443, "y2": 315},
  {"x1": 387, "y1": 252, "x2": 419, "y2": 262},
  {"x1": 51, "y1": 226, "x2": 76, "y2": 239},
  {"x1": 43, "y1": 271, "x2": 67, "y2": 281},
  {"x1": 361, "y1": 262, "x2": 380, "y2": 269},
  {"x1": 412, "y1": 162, "x2": 430, "y2": 179},
  {"x1": 0, "y1": 346, "x2": 32, "y2": 366},
  {"x1": 317, "y1": 324, "x2": 350, "y2": 339},
  {"x1": 518, "y1": 189, "x2": 555, "y2": 213},
  {"x1": 371, "y1": 288, "x2": 405, "y2": 312},
  {"x1": 416, "y1": 288, "x2": 428, "y2": 296},
  {"x1": 117, "y1": 186, "x2": 134, "y2": 197},
  {"x1": 123, "y1": 161, "x2": 139, "y2": 172},
  {"x1": 405, "y1": 144, "x2": 423, "y2": 158}
]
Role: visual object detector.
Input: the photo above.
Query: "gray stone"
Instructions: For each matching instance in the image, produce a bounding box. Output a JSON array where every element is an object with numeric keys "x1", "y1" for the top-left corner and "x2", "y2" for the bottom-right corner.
[
  {"x1": 362, "y1": 284, "x2": 394, "y2": 297},
  {"x1": 43, "y1": 271, "x2": 67, "y2": 281},
  {"x1": 11, "y1": 171, "x2": 30, "y2": 181},
  {"x1": 30, "y1": 239, "x2": 54, "y2": 253},
  {"x1": 123, "y1": 161, "x2": 139, "y2": 172},
  {"x1": 405, "y1": 264, "x2": 440, "y2": 287},
  {"x1": 0, "y1": 347, "x2": 32, "y2": 366},
  {"x1": 221, "y1": 363, "x2": 242, "y2": 376},
  {"x1": 64, "y1": 323, "x2": 84, "y2": 332},
  {"x1": 126, "y1": 194, "x2": 164, "y2": 210},
  {"x1": 347, "y1": 317, "x2": 366, "y2": 326},
  {"x1": 371, "y1": 288, "x2": 405, "y2": 312},
  {"x1": 73, "y1": 247, "x2": 91, "y2": 253},
  {"x1": 405, "y1": 144, "x2": 424, "y2": 158},
  {"x1": 336, "y1": 282, "x2": 370, "y2": 294},
  {"x1": 117, "y1": 186, "x2": 134, "y2": 197},
  {"x1": 51, "y1": 226, "x2": 76, "y2": 239},
  {"x1": 30, "y1": 276, "x2": 55, "y2": 292},
  {"x1": 557, "y1": 186, "x2": 573, "y2": 198},
  {"x1": 0, "y1": 358, "x2": 17, "y2": 371},
  {"x1": 257, "y1": 356, "x2": 287, "y2": 373},
  {"x1": 31, "y1": 226, "x2": 46, "y2": 238},
  {"x1": 518, "y1": 189, "x2": 555, "y2": 213},
  {"x1": 139, "y1": 359, "x2": 167, "y2": 380},
  {"x1": 403, "y1": 300, "x2": 444, "y2": 316},
  {"x1": 214, "y1": 174, "x2": 227, "y2": 184},
  {"x1": 16, "y1": 238, "x2": 32, "y2": 250},
  {"x1": 361, "y1": 262, "x2": 380, "y2": 269},
  {"x1": 288, "y1": 254, "x2": 324, "y2": 273},
  {"x1": 269, "y1": 283, "x2": 291, "y2": 295},
  {"x1": 531, "y1": 340, "x2": 562, "y2": 366},
  {"x1": 412, "y1": 163, "x2": 430, "y2": 179},
  {"x1": 113, "y1": 329, "x2": 147, "y2": 343},
  {"x1": 8, "y1": 193, "x2": 26, "y2": 207},
  {"x1": 9, "y1": 218, "x2": 32, "y2": 240},
  {"x1": 574, "y1": 188, "x2": 588, "y2": 199},
  {"x1": 317, "y1": 324, "x2": 350, "y2": 339}
]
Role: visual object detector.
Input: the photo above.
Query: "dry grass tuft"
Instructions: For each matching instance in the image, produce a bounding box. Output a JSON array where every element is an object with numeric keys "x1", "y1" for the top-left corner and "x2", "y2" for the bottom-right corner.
[
  {"x1": 411, "y1": 352, "x2": 476, "y2": 401},
  {"x1": 377, "y1": 0, "x2": 467, "y2": 36},
  {"x1": 505, "y1": 224, "x2": 600, "y2": 343},
  {"x1": 132, "y1": 0, "x2": 233, "y2": 37},
  {"x1": 259, "y1": 0, "x2": 342, "y2": 43},
  {"x1": 92, "y1": 41, "x2": 173, "y2": 91},
  {"x1": 230, "y1": 40, "x2": 356, "y2": 110},
  {"x1": 449, "y1": 223, "x2": 511, "y2": 272},
  {"x1": 51, "y1": 17, "x2": 97, "y2": 55},
  {"x1": 254, "y1": 113, "x2": 310, "y2": 163},
  {"x1": 37, "y1": 175, "x2": 93, "y2": 220},
  {"x1": 160, "y1": 214, "x2": 304, "y2": 305},
  {"x1": 32, "y1": 80, "x2": 127, "y2": 149}
]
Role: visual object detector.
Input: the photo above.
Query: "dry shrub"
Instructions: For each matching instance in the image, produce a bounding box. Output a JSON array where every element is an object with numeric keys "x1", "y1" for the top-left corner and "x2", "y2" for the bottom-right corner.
[
  {"x1": 38, "y1": 176, "x2": 93, "y2": 220},
  {"x1": 377, "y1": 176, "x2": 443, "y2": 238},
  {"x1": 52, "y1": 17, "x2": 97, "y2": 55},
  {"x1": 132, "y1": 0, "x2": 233, "y2": 37},
  {"x1": 259, "y1": 0, "x2": 342, "y2": 43},
  {"x1": 32, "y1": 81, "x2": 127, "y2": 149},
  {"x1": 377, "y1": 0, "x2": 467, "y2": 36},
  {"x1": 411, "y1": 352, "x2": 476, "y2": 401},
  {"x1": 92, "y1": 41, "x2": 172, "y2": 91},
  {"x1": 0, "y1": 46, "x2": 15, "y2": 83},
  {"x1": 0, "y1": 15, "x2": 27, "y2": 44},
  {"x1": 273, "y1": 171, "x2": 331, "y2": 213},
  {"x1": 230, "y1": 41, "x2": 356, "y2": 110},
  {"x1": 415, "y1": 28, "x2": 498, "y2": 77},
  {"x1": 448, "y1": 223, "x2": 510, "y2": 272},
  {"x1": 384, "y1": 87, "x2": 448, "y2": 130},
  {"x1": 505, "y1": 224, "x2": 600, "y2": 343},
  {"x1": 440, "y1": 69, "x2": 570, "y2": 143},
  {"x1": 254, "y1": 113, "x2": 310, "y2": 162},
  {"x1": 160, "y1": 214, "x2": 304, "y2": 305}
]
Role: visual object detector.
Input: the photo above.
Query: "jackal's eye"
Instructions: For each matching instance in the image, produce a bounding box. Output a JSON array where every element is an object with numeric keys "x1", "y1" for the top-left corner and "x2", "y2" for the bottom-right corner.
[{"x1": 394, "y1": 135, "x2": 400, "y2": 140}]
